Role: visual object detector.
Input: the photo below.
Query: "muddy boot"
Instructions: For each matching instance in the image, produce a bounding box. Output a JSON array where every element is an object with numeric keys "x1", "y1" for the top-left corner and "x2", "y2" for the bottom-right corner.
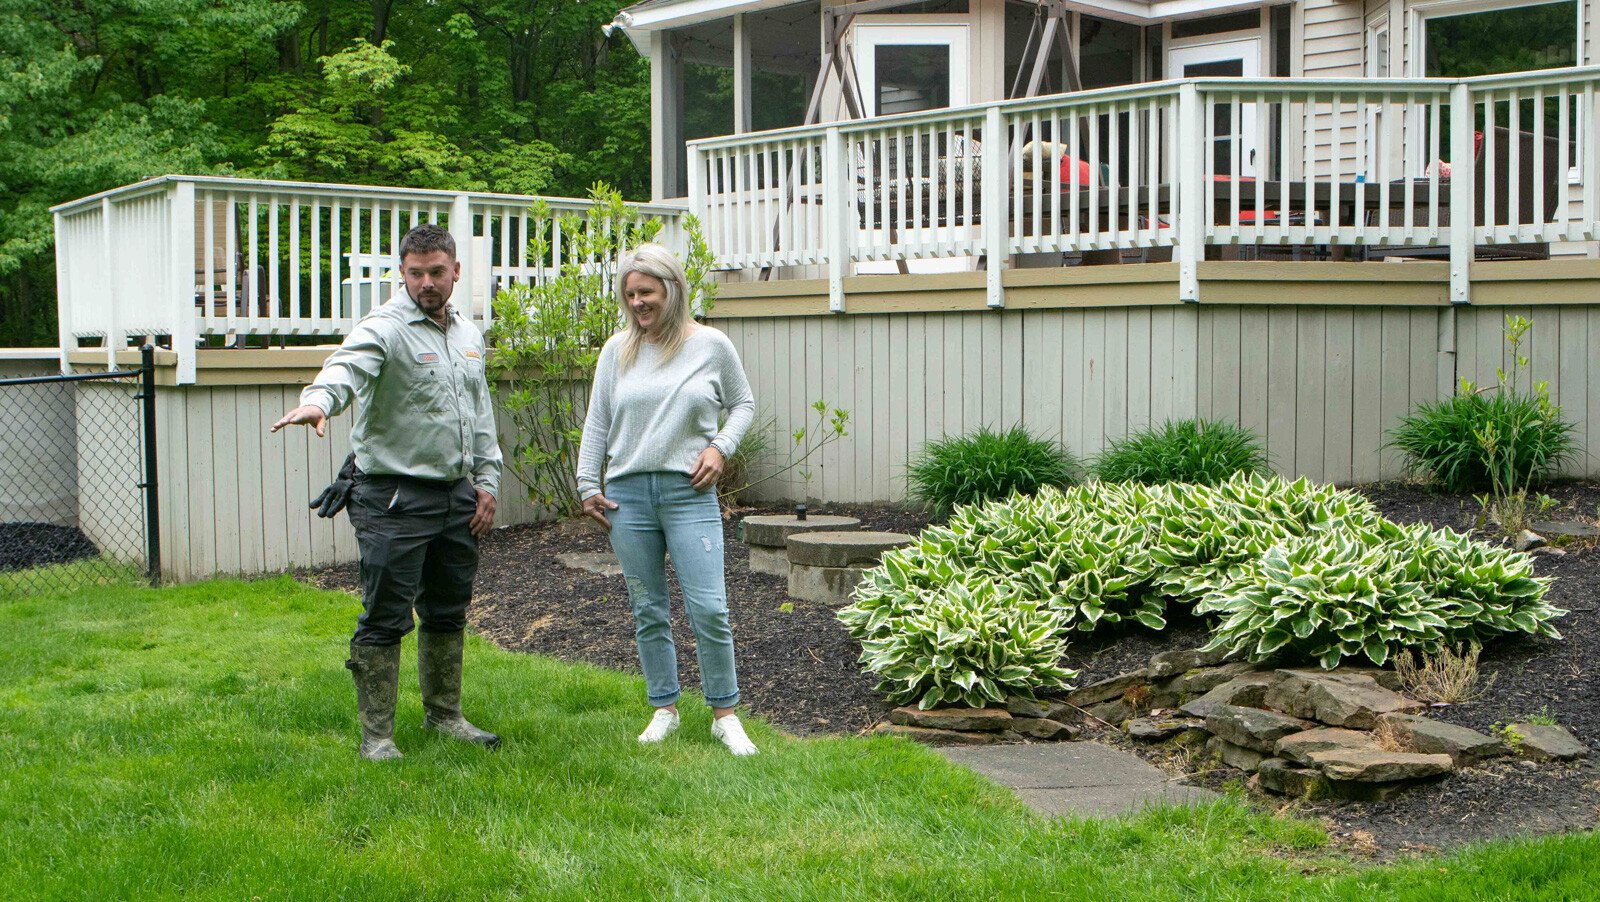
[
  {"x1": 346, "y1": 642, "x2": 403, "y2": 761},
  {"x1": 418, "y1": 630, "x2": 500, "y2": 748}
]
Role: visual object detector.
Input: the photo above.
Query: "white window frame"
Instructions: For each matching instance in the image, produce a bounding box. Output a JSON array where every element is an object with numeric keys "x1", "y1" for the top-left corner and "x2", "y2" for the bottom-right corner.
[
  {"x1": 850, "y1": 19, "x2": 972, "y2": 117},
  {"x1": 1407, "y1": 0, "x2": 1585, "y2": 183}
]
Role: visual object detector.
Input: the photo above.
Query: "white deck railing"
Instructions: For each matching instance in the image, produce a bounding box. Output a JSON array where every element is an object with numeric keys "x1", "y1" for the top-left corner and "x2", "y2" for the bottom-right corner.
[
  {"x1": 51, "y1": 176, "x2": 687, "y2": 382},
  {"x1": 689, "y1": 67, "x2": 1600, "y2": 309}
]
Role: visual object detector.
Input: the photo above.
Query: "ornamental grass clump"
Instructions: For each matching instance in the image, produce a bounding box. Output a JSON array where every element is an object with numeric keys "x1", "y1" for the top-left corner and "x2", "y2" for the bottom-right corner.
[
  {"x1": 1092, "y1": 418, "x2": 1269, "y2": 486},
  {"x1": 906, "y1": 425, "x2": 1081, "y2": 514}
]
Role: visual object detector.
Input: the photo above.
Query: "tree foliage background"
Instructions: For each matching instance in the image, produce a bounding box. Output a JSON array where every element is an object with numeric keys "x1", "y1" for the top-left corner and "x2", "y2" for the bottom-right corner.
[{"x1": 0, "y1": 0, "x2": 650, "y2": 346}]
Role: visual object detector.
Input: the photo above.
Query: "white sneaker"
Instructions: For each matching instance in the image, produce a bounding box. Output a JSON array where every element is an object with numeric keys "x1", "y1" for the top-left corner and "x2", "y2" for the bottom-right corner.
[
  {"x1": 638, "y1": 709, "x2": 680, "y2": 744},
  {"x1": 711, "y1": 714, "x2": 759, "y2": 756}
]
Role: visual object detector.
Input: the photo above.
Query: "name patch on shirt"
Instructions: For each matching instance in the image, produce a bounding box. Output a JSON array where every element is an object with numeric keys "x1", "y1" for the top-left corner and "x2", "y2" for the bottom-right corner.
[
  {"x1": 462, "y1": 348, "x2": 481, "y2": 360},
  {"x1": 415, "y1": 352, "x2": 440, "y2": 364}
]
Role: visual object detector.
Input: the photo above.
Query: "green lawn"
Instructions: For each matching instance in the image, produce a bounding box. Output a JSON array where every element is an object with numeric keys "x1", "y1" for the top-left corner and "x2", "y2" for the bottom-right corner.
[{"x1": 1, "y1": 576, "x2": 1596, "y2": 900}]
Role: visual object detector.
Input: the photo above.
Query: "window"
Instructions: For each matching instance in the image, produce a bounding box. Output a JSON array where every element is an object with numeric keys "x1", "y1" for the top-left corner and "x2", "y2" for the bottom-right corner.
[
  {"x1": 1171, "y1": 10, "x2": 1263, "y2": 40},
  {"x1": 1424, "y1": 1, "x2": 1577, "y2": 76}
]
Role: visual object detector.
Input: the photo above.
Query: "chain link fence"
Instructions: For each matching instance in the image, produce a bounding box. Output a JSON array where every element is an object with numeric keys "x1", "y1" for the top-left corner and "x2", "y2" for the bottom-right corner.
[{"x1": 1, "y1": 353, "x2": 158, "y2": 594}]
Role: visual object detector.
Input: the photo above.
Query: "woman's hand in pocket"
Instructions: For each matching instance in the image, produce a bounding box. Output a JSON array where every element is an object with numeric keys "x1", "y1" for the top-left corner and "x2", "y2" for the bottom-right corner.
[
  {"x1": 689, "y1": 446, "x2": 725, "y2": 492},
  {"x1": 582, "y1": 493, "x2": 619, "y2": 531}
]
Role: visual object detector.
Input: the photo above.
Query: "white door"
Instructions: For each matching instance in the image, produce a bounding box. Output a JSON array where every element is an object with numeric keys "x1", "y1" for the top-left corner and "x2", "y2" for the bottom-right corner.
[
  {"x1": 851, "y1": 24, "x2": 970, "y2": 116},
  {"x1": 851, "y1": 23, "x2": 974, "y2": 273},
  {"x1": 1169, "y1": 39, "x2": 1261, "y2": 177}
]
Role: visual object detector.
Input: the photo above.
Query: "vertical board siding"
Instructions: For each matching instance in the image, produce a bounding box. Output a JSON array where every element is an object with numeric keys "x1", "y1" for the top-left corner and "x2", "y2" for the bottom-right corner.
[{"x1": 715, "y1": 302, "x2": 1600, "y2": 505}]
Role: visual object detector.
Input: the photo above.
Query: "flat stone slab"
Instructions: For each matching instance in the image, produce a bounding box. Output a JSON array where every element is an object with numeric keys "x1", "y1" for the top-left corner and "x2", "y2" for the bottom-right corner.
[
  {"x1": 1529, "y1": 519, "x2": 1600, "y2": 539},
  {"x1": 1207, "y1": 735, "x2": 1267, "y2": 771},
  {"x1": 1065, "y1": 671, "x2": 1148, "y2": 708},
  {"x1": 1274, "y1": 727, "x2": 1374, "y2": 765},
  {"x1": 1509, "y1": 723, "x2": 1590, "y2": 761},
  {"x1": 1377, "y1": 713, "x2": 1505, "y2": 765},
  {"x1": 1206, "y1": 705, "x2": 1314, "y2": 754},
  {"x1": 873, "y1": 724, "x2": 1001, "y2": 746},
  {"x1": 1126, "y1": 715, "x2": 1206, "y2": 741},
  {"x1": 1179, "y1": 673, "x2": 1278, "y2": 719},
  {"x1": 1170, "y1": 661, "x2": 1259, "y2": 699},
  {"x1": 1303, "y1": 746, "x2": 1454, "y2": 782},
  {"x1": 936, "y1": 742, "x2": 1220, "y2": 819},
  {"x1": 1264, "y1": 669, "x2": 1424, "y2": 729},
  {"x1": 786, "y1": 530, "x2": 915, "y2": 567},
  {"x1": 1257, "y1": 758, "x2": 1327, "y2": 798},
  {"x1": 741, "y1": 514, "x2": 862, "y2": 547},
  {"x1": 1147, "y1": 647, "x2": 1233, "y2": 680},
  {"x1": 891, "y1": 706, "x2": 1013, "y2": 732},
  {"x1": 554, "y1": 551, "x2": 623, "y2": 577}
]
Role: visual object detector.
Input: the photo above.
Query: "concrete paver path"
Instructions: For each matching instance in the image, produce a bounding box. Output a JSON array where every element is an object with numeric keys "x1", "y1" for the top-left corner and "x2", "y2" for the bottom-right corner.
[{"x1": 937, "y1": 742, "x2": 1220, "y2": 818}]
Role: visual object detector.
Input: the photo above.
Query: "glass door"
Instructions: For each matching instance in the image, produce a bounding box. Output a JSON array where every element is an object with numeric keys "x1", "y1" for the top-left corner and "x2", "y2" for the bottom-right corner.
[{"x1": 1169, "y1": 39, "x2": 1261, "y2": 177}]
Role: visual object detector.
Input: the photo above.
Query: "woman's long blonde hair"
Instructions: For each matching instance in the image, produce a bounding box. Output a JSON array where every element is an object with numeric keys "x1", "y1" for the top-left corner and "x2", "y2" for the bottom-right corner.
[{"x1": 615, "y1": 243, "x2": 693, "y2": 372}]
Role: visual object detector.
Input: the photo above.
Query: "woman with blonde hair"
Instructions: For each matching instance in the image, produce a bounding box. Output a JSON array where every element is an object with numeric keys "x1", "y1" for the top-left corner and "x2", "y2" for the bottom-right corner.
[{"x1": 575, "y1": 243, "x2": 759, "y2": 755}]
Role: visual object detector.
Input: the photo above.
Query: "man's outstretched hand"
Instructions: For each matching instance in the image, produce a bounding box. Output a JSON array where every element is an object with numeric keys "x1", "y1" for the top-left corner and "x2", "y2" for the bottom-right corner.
[{"x1": 271, "y1": 404, "x2": 328, "y2": 437}]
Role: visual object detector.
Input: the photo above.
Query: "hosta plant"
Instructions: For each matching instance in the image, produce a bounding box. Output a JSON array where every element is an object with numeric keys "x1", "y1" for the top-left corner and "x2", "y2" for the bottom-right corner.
[
  {"x1": 1197, "y1": 521, "x2": 1561, "y2": 669},
  {"x1": 853, "y1": 580, "x2": 1078, "y2": 709},
  {"x1": 842, "y1": 471, "x2": 1564, "y2": 700}
]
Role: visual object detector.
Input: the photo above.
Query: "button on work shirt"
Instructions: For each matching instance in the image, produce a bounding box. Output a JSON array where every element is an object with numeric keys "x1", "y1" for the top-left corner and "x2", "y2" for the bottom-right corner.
[{"x1": 301, "y1": 290, "x2": 502, "y2": 497}]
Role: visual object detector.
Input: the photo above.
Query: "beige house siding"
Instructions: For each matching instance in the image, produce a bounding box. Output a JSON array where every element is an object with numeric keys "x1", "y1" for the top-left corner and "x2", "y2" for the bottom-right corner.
[{"x1": 1299, "y1": 0, "x2": 1368, "y2": 178}]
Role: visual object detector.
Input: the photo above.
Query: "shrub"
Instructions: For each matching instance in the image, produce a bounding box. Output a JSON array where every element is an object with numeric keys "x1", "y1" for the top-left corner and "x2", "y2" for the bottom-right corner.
[
  {"x1": 1390, "y1": 316, "x2": 1576, "y2": 497},
  {"x1": 840, "y1": 474, "x2": 1564, "y2": 703},
  {"x1": 1196, "y1": 521, "x2": 1561, "y2": 668},
  {"x1": 1092, "y1": 418, "x2": 1269, "y2": 486},
  {"x1": 717, "y1": 413, "x2": 774, "y2": 511},
  {"x1": 850, "y1": 580, "x2": 1078, "y2": 709},
  {"x1": 906, "y1": 426, "x2": 1080, "y2": 514},
  {"x1": 1390, "y1": 390, "x2": 1577, "y2": 493}
]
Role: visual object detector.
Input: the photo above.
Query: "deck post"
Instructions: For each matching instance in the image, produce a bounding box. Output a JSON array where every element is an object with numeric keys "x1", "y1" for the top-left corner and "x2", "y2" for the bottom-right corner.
[
  {"x1": 448, "y1": 193, "x2": 475, "y2": 321},
  {"x1": 824, "y1": 126, "x2": 849, "y2": 313},
  {"x1": 983, "y1": 105, "x2": 1006, "y2": 308},
  {"x1": 53, "y1": 211, "x2": 72, "y2": 375},
  {"x1": 1448, "y1": 82, "x2": 1474, "y2": 305},
  {"x1": 1176, "y1": 84, "x2": 1203, "y2": 303},
  {"x1": 169, "y1": 180, "x2": 198, "y2": 384}
]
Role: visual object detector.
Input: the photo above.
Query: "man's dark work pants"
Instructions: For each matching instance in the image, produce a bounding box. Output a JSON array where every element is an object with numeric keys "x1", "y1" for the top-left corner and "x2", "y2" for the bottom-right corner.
[{"x1": 347, "y1": 473, "x2": 479, "y2": 646}]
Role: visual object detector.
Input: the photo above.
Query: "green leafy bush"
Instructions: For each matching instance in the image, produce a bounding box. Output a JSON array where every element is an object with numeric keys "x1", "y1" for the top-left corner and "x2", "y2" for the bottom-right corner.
[
  {"x1": 1092, "y1": 419, "x2": 1269, "y2": 486},
  {"x1": 851, "y1": 581, "x2": 1078, "y2": 709},
  {"x1": 840, "y1": 474, "x2": 1564, "y2": 703},
  {"x1": 1390, "y1": 315, "x2": 1576, "y2": 495},
  {"x1": 1390, "y1": 390, "x2": 1577, "y2": 493},
  {"x1": 906, "y1": 426, "x2": 1081, "y2": 514},
  {"x1": 1197, "y1": 521, "x2": 1559, "y2": 668}
]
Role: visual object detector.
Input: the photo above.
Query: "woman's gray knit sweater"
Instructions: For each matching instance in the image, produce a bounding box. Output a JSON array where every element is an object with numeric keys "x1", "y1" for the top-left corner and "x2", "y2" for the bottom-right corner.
[{"x1": 576, "y1": 326, "x2": 756, "y2": 500}]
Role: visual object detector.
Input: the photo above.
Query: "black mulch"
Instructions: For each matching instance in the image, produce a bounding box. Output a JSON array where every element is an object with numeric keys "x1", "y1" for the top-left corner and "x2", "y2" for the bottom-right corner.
[
  {"x1": 306, "y1": 480, "x2": 1600, "y2": 855},
  {"x1": 0, "y1": 522, "x2": 99, "y2": 572}
]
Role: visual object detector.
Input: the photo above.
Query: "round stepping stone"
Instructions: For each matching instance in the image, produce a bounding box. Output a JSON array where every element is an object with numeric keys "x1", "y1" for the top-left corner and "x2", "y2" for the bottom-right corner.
[
  {"x1": 785, "y1": 530, "x2": 914, "y2": 568},
  {"x1": 740, "y1": 514, "x2": 860, "y2": 576},
  {"x1": 785, "y1": 531, "x2": 915, "y2": 607}
]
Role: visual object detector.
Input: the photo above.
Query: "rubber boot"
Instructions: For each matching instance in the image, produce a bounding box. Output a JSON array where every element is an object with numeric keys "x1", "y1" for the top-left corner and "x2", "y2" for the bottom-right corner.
[
  {"x1": 418, "y1": 630, "x2": 500, "y2": 748},
  {"x1": 346, "y1": 642, "x2": 403, "y2": 761}
]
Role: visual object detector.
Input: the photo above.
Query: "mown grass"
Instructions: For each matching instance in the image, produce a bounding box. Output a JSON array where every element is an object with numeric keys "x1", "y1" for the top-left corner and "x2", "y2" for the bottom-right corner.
[{"x1": 2, "y1": 575, "x2": 1597, "y2": 900}]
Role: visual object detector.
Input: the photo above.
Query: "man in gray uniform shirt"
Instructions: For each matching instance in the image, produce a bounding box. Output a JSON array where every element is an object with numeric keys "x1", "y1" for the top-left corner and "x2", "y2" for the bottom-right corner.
[{"x1": 271, "y1": 224, "x2": 502, "y2": 761}]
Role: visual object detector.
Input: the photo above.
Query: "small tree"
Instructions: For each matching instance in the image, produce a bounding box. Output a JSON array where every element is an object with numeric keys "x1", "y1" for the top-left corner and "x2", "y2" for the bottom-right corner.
[{"x1": 487, "y1": 183, "x2": 717, "y2": 516}]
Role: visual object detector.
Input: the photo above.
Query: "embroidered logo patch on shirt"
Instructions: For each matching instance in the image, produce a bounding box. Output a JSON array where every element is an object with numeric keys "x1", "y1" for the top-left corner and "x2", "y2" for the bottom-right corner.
[
  {"x1": 416, "y1": 351, "x2": 440, "y2": 364},
  {"x1": 463, "y1": 348, "x2": 481, "y2": 360}
]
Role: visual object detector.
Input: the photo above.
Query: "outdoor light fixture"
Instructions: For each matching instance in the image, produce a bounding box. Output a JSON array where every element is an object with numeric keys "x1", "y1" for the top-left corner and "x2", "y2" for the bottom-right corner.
[{"x1": 601, "y1": 11, "x2": 632, "y2": 38}]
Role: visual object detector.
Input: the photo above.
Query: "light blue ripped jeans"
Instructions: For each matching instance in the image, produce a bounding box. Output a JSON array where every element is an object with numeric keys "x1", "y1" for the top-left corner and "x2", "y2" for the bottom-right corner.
[{"x1": 604, "y1": 472, "x2": 740, "y2": 708}]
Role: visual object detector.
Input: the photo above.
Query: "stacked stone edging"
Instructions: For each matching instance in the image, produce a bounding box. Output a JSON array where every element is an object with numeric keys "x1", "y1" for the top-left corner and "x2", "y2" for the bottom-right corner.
[
  {"x1": 871, "y1": 643, "x2": 1589, "y2": 802},
  {"x1": 740, "y1": 514, "x2": 861, "y2": 576}
]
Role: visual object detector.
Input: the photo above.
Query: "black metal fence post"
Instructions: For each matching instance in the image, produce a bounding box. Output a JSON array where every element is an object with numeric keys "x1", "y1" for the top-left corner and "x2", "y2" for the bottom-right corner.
[{"x1": 137, "y1": 345, "x2": 161, "y2": 586}]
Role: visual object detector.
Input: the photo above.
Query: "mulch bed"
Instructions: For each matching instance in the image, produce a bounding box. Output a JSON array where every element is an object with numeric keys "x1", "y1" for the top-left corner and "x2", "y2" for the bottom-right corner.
[
  {"x1": 307, "y1": 480, "x2": 1600, "y2": 855},
  {"x1": 0, "y1": 522, "x2": 99, "y2": 572}
]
